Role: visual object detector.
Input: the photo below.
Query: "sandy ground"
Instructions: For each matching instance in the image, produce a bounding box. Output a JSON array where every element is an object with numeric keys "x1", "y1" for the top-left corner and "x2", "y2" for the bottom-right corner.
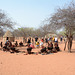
[{"x1": 0, "y1": 40, "x2": 75, "y2": 75}]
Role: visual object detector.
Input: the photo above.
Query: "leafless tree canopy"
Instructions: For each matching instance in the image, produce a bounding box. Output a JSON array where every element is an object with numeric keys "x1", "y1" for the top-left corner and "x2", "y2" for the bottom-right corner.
[
  {"x1": 48, "y1": 2, "x2": 75, "y2": 35},
  {"x1": 0, "y1": 9, "x2": 15, "y2": 36},
  {"x1": 47, "y1": 1, "x2": 75, "y2": 52},
  {"x1": 13, "y1": 27, "x2": 44, "y2": 37}
]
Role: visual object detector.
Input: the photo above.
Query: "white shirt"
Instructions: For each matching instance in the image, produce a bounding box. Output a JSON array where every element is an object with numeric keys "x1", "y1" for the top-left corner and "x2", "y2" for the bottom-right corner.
[{"x1": 55, "y1": 37, "x2": 58, "y2": 41}]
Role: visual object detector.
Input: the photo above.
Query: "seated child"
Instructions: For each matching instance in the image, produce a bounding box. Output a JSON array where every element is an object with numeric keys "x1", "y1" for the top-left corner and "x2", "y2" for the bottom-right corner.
[
  {"x1": 40, "y1": 41, "x2": 43, "y2": 47},
  {"x1": 3, "y1": 45, "x2": 7, "y2": 51},
  {"x1": 27, "y1": 45, "x2": 32, "y2": 54},
  {"x1": 30, "y1": 43, "x2": 35, "y2": 48},
  {"x1": 36, "y1": 41, "x2": 39, "y2": 48},
  {"x1": 54, "y1": 42, "x2": 60, "y2": 51},
  {"x1": 15, "y1": 41, "x2": 18, "y2": 47},
  {"x1": 19, "y1": 41, "x2": 23, "y2": 46},
  {"x1": 47, "y1": 42, "x2": 53, "y2": 53},
  {"x1": 10, "y1": 45, "x2": 19, "y2": 53},
  {"x1": 3, "y1": 45, "x2": 10, "y2": 52},
  {"x1": 39, "y1": 46, "x2": 47, "y2": 54}
]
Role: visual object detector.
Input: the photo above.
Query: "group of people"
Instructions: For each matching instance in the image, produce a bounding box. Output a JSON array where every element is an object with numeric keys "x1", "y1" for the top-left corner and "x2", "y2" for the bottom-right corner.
[
  {"x1": 0, "y1": 39, "x2": 23, "y2": 53},
  {"x1": 2, "y1": 40, "x2": 19, "y2": 53},
  {"x1": 0, "y1": 36, "x2": 60, "y2": 55},
  {"x1": 26, "y1": 36, "x2": 60, "y2": 55}
]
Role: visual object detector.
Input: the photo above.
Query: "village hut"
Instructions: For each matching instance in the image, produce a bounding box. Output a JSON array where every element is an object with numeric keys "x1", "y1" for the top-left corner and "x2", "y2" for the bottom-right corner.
[
  {"x1": 3, "y1": 30, "x2": 14, "y2": 43},
  {"x1": 45, "y1": 32, "x2": 57, "y2": 38}
]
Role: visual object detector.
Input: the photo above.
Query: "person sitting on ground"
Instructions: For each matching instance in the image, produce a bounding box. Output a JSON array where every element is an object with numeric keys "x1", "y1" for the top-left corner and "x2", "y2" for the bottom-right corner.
[
  {"x1": 3, "y1": 41, "x2": 11, "y2": 52},
  {"x1": 2, "y1": 45, "x2": 7, "y2": 51},
  {"x1": 30, "y1": 42, "x2": 35, "y2": 49},
  {"x1": 5, "y1": 41, "x2": 9, "y2": 47},
  {"x1": 15, "y1": 41, "x2": 18, "y2": 47},
  {"x1": 19, "y1": 41, "x2": 23, "y2": 46},
  {"x1": 39, "y1": 46, "x2": 47, "y2": 55},
  {"x1": 10, "y1": 45, "x2": 19, "y2": 53},
  {"x1": 3, "y1": 41, "x2": 13, "y2": 52},
  {"x1": 41, "y1": 37, "x2": 44, "y2": 42},
  {"x1": 27, "y1": 44, "x2": 32, "y2": 54},
  {"x1": 8, "y1": 41, "x2": 12, "y2": 47},
  {"x1": 2, "y1": 44, "x2": 10, "y2": 52},
  {"x1": 40, "y1": 40, "x2": 44, "y2": 48},
  {"x1": 47, "y1": 42, "x2": 53, "y2": 53},
  {"x1": 54, "y1": 42, "x2": 60, "y2": 51},
  {"x1": 36, "y1": 41, "x2": 39, "y2": 48}
]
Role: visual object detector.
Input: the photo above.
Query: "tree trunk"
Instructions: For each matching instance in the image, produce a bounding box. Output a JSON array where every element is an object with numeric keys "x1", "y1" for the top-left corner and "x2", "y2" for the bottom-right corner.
[
  {"x1": 64, "y1": 41, "x2": 67, "y2": 51},
  {"x1": 67, "y1": 36, "x2": 73, "y2": 53}
]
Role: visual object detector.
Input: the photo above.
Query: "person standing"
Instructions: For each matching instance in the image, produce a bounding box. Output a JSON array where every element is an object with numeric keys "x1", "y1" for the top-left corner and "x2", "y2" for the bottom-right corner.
[
  {"x1": 60, "y1": 36, "x2": 63, "y2": 43},
  {"x1": 1, "y1": 42, "x2": 3, "y2": 47},
  {"x1": 55, "y1": 37, "x2": 58, "y2": 43},
  {"x1": 35, "y1": 36, "x2": 38, "y2": 43}
]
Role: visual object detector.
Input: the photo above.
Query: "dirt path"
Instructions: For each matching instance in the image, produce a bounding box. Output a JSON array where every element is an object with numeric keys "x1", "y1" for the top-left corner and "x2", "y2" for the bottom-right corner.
[{"x1": 0, "y1": 41, "x2": 75, "y2": 75}]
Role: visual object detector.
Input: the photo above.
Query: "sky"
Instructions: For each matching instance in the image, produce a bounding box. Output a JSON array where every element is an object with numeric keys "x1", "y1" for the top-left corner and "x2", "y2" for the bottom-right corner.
[{"x1": 0, "y1": 0, "x2": 73, "y2": 29}]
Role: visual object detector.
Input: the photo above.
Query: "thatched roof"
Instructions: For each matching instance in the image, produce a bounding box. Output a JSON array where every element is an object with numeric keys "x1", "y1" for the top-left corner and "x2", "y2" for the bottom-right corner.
[
  {"x1": 45, "y1": 33, "x2": 57, "y2": 37},
  {"x1": 3, "y1": 30, "x2": 13, "y2": 38}
]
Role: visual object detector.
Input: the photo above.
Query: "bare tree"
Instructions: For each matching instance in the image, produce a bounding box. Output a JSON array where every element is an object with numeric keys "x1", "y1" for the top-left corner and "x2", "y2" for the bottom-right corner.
[
  {"x1": 0, "y1": 9, "x2": 14, "y2": 36},
  {"x1": 48, "y1": 1, "x2": 75, "y2": 52}
]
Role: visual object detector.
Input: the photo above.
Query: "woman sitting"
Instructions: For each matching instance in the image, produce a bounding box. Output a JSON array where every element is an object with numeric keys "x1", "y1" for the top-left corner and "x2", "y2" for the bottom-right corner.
[
  {"x1": 54, "y1": 42, "x2": 60, "y2": 51},
  {"x1": 47, "y1": 42, "x2": 53, "y2": 53},
  {"x1": 30, "y1": 43, "x2": 35, "y2": 49},
  {"x1": 2, "y1": 44, "x2": 10, "y2": 52},
  {"x1": 19, "y1": 41, "x2": 23, "y2": 46},
  {"x1": 27, "y1": 44, "x2": 32, "y2": 54},
  {"x1": 10, "y1": 45, "x2": 19, "y2": 53},
  {"x1": 39, "y1": 46, "x2": 47, "y2": 55},
  {"x1": 15, "y1": 41, "x2": 18, "y2": 47}
]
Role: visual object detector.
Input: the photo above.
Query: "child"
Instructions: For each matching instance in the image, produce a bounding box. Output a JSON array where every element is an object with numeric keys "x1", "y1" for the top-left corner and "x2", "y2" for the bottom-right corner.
[
  {"x1": 30, "y1": 43, "x2": 35, "y2": 48},
  {"x1": 15, "y1": 41, "x2": 18, "y2": 47},
  {"x1": 36, "y1": 41, "x2": 39, "y2": 48},
  {"x1": 19, "y1": 41, "x2": 23, "y2": 46},
  {"x1": 39, "y1": 46, "x2": 47, "y2": 55},
  {"x1": 27, "y1": 44, "x2": 32, "y2": 54},
  {"x1": 10, "y1": 45, "x2": 19, "y2": 53},
  {"x1": 47, "y1": 42, "x2": 53, "y2": 53},
  {"x1": 2, "y1": 44, "x2": 10, "y2": 52},
  {"x1": 54, "y1": 42, "x2": 60, "y2": 51},
  {"x1": 40, "y1": 40, "x2": 43, "y2": 47}
]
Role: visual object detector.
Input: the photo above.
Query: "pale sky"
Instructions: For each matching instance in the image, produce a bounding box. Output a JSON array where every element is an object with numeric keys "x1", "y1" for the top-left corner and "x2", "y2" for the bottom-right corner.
[{"x1": 0, "y1": 0, "x2": 73, "y2": 28}]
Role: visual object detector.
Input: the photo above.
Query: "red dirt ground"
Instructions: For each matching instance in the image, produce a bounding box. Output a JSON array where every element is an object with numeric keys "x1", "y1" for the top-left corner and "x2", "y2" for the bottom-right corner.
[{"x1": 0, "y1": 40, "x2": 75, "y2": 75}]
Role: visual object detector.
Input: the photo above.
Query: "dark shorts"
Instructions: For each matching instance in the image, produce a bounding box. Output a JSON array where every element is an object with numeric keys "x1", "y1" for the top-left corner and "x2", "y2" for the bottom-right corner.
[
  {"x1": 55, "y1": 47, "x2": 60, "y2": 51},
  {"x1": 41, "y1": 47, "x2": 47, "y2": 53},
  {"x1": 3, "y1": 46, "x2": 7, "y2": 49},
  {"x1": 27, "y1": 47, "x2": 32, "y2": 54},
  {"x1": 11, "y1": 47, "x2": 15, "y2": 50},
  {"x1": 48, "y1": 47, "x2": 53, "y2": 50}
]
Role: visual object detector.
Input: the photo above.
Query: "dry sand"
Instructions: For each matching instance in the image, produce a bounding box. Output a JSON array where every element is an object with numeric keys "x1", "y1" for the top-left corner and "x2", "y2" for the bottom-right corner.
[{"x1": 0, "y1": 41, "x2": 75, "y2": 75}]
